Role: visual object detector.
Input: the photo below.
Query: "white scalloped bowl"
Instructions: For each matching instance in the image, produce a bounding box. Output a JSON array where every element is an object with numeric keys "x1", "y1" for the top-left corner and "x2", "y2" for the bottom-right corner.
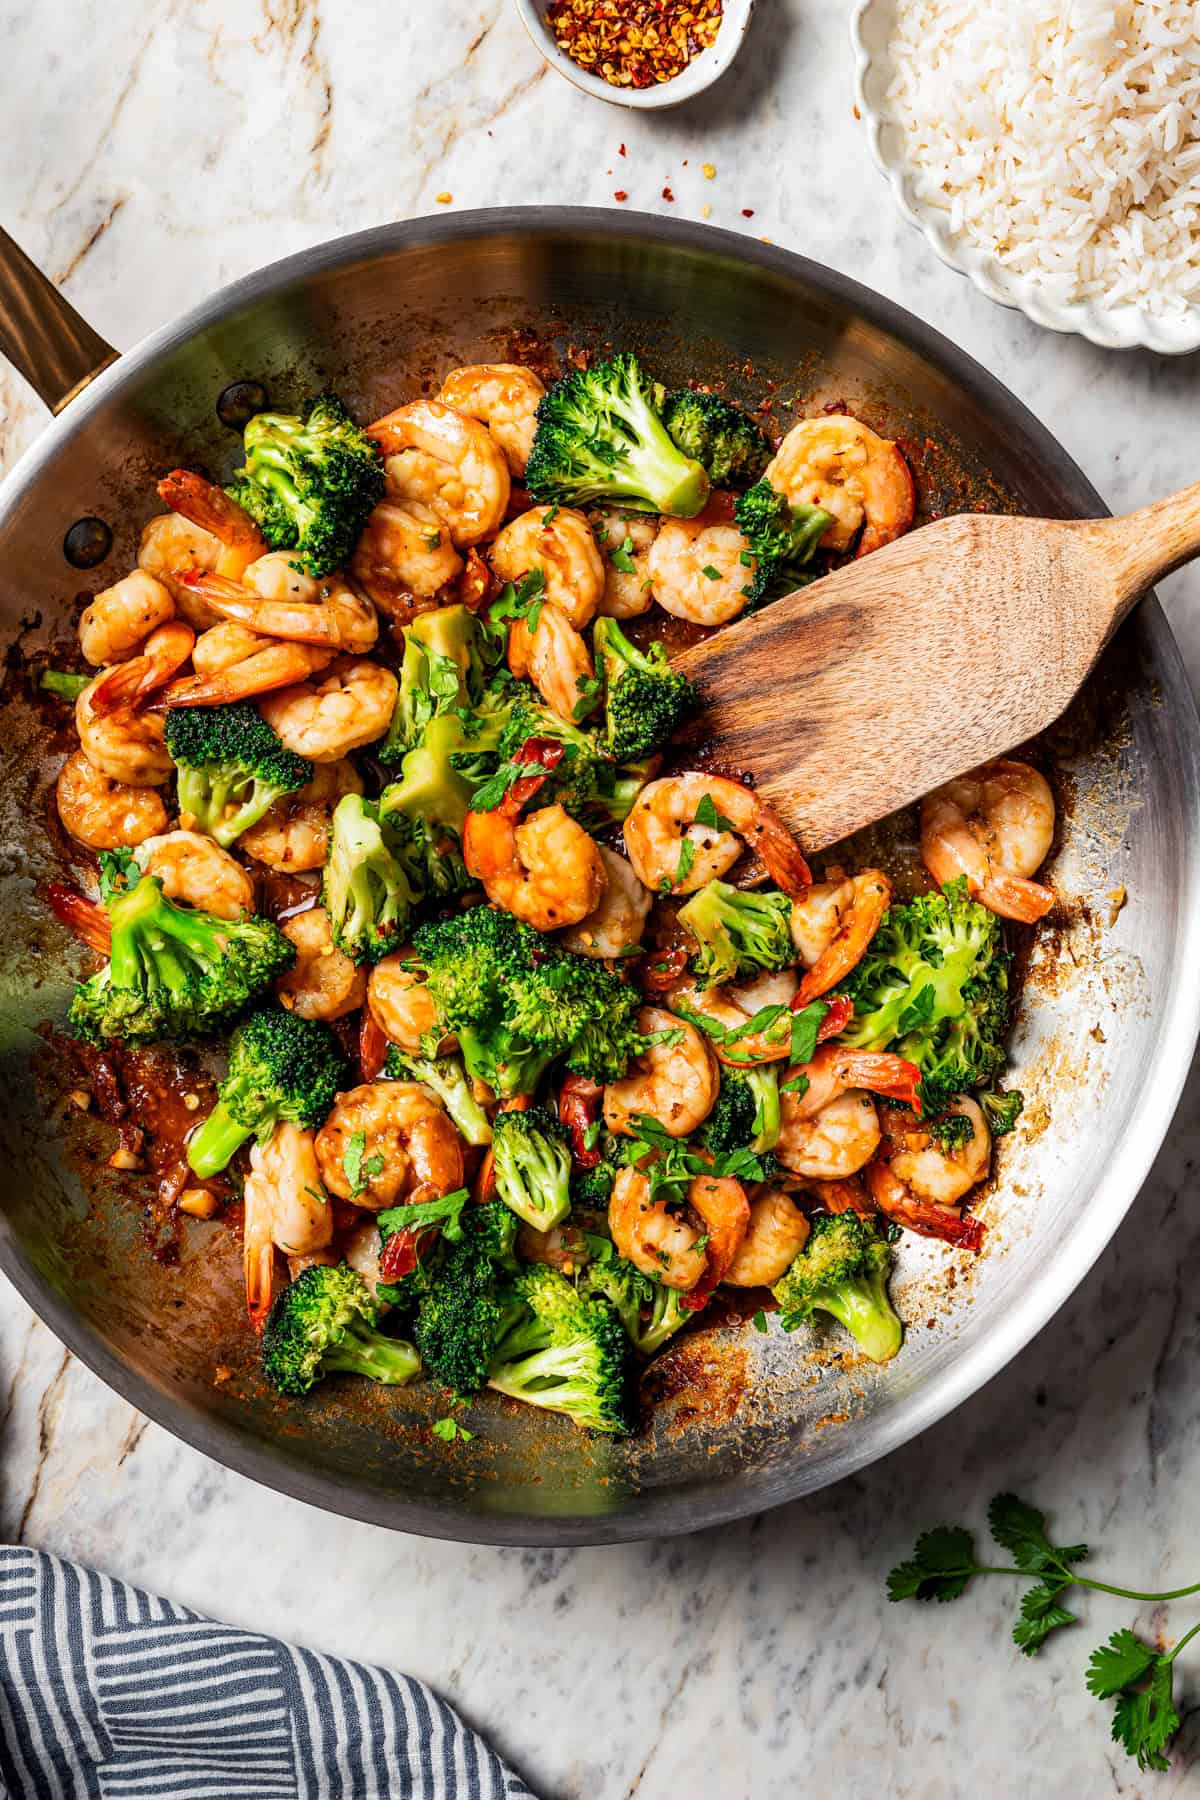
[{"x1": 851, "y1": 0, "x2": 1200, "y2": 355}]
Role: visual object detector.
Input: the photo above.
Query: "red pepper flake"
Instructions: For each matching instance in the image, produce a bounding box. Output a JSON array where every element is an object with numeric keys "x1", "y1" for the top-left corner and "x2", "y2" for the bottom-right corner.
[
  {"x1": 618, "y1": 142, "x2": 626, "y2": 155},
  {"x1": 741, "y1": 207, "x2": 755, "y2": 217},
  {"x1": 614, "y1": 189, "x2": 629, "y2": 202},
  {"x1": 545, "y1": 0, "x2": 724, "y2": 89},
  {"x1": 662, "y1": 185, "x2": 675, "y2": 201}
]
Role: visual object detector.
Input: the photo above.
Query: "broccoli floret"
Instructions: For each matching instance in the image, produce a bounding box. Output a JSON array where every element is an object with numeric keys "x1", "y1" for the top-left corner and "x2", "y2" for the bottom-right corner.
[
  {"x1": 837, "y1": 880, "x2": 1015, "y2": 1120},
  {"x1": 677, "y1": 879, "x2": 795, "y2": 988},
  {"x1": 980, "y1": 1088, "x2": 1025, "y2": 1137},
  {"x1": 379, "y1": 713, "x2": 477, "y2": 837},
  {"x1": 734, "y1": 479, "x2": 832, "y2": 602},
  {"x1": 69, "y1": 870, "x2": 293, "y2": 1046},
  {"x1": 412, "y1": 906, "x2": 647, "y2": 1097},
  {"x1": 410, "y1": 1206, "x2": 521, "y2": 1395},
  {"x1": 592, "y1": 615, "x2": 697, "y2": 762},
  {"x1": 582, "y1": 1249, "x2": 692, "y2": 1357},
  {"x1": 262, "y1": 1263, "x2": 420, "y2": 1396},
  {"x1": 494, "y1": 689, "x2": 653, "y2": 827},
  {"x1": 773, "y1": 1211, "x2": 902, "y2": 1364},
  {"x1": 322, "y1": 793, "x2": 420, "y2": 963},
  {"x1": 386, "y1": 811, "x2": 473, "y2": 901},
  {"x1": 163, "y1": 701, "x2": 312, "y2": 847},
  {"x1": 526, "y1": 352, "x2": 709, "y2": 519},
  {"x1": 382, "y1": 1043, "x2": 493, "y2": 1147},
  {"x1": 701, "y1": 1065, "x2": 782, "y2": 1157},
  {"x1": 490, "y1": 1106, "x2": 572, "y2": 1231},
  {"x1": 378, "y1": 604, "x2": 505, "y2": 767},
  {"x1": 186, "y1": 1005, "x2": 347, "y2": 1178},
  {"x1": 570, "y1": 1161, "x2": 616, "y2": 1210},
  {"x1": 487, "y1": 1264, "x2": 636, "y2": 1434},
  {"x1": 225, "y1": 392, "x2": 384, "y2": 578},
  {"x1": 659, "y1": 389, "x2": 772, "y2": 489}
]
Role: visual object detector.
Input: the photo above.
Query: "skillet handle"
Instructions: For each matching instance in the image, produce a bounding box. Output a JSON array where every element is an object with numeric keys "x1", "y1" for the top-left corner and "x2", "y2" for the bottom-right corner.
[{"x1": 0, "y1": 225, "x2": 118, "y2": 413}]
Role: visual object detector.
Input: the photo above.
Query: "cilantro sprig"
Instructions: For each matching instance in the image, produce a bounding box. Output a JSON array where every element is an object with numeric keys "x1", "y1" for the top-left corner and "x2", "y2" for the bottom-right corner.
[
  {"x1": 888, "y1": 1493, "x2": 1200, "y2": 1773},
  {"x1": 622, "y1": 1111, "x2": 768, "y2": 1205}
]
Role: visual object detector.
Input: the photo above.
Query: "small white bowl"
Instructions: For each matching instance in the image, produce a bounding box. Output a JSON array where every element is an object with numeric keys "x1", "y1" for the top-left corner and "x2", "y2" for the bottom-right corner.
[
  {"x1": 514, "y1": 0, "x2": 755, "y2": 110},
  {"x1": 851, "y1": 0, "x2": 1200, "y2": 355}
]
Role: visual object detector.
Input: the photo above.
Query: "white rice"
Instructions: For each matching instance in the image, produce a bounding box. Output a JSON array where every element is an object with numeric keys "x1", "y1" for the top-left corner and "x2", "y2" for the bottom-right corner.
[{"x1": 884, "y1": 1, "x2": 1200, "y2": 314}]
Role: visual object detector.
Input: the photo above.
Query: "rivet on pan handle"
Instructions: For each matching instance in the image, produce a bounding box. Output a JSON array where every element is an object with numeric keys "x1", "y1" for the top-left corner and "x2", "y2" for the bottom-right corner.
[{"x1": 0, "y1": 225, "x2": 118, "y2": 414}]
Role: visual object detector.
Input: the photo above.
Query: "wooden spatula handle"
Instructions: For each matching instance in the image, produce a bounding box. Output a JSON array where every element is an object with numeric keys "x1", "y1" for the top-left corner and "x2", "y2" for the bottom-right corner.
[{"x1": 1099, "y1": 480, "x2": 1200, "y2": 619}]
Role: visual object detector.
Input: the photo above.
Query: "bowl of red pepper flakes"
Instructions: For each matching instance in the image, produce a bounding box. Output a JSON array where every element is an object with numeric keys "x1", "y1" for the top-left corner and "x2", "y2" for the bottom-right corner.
[{"x1": 514, "y1": 0, "x2": 755, "y2": 108}]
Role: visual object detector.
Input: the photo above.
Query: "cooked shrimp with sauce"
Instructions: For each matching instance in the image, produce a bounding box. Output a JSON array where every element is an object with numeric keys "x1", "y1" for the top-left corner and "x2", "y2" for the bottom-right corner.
[{"x1": 39, "y1": 351, "x2": 1044, "y2": 1431}]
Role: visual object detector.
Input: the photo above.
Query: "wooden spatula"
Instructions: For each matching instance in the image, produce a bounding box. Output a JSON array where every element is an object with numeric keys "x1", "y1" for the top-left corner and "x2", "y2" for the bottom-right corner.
[{"x1": 672, "y1": 486, "x2": 1200, "y2": 852}]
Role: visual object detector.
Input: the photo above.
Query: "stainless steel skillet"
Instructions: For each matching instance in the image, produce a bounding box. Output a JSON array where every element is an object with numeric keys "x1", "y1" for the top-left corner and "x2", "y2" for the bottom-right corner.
[{"x1": 0, "y1": 208, "x2": 1196, "y2": 1546}]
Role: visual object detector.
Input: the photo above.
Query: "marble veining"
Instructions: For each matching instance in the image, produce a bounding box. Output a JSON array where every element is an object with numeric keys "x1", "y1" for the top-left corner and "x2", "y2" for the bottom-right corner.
[{"x1": 3, "y1": 3, "x2": 1200, "y2": 1794}]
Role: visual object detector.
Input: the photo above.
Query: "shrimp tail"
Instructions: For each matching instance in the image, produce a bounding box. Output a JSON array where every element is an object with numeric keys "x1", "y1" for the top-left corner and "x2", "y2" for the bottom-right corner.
[
  {"x1": 979, "y1": 871, "x2": 1055, "y2": 923},
  {"x1": 359, "y1": 1011, "x2": 389, "y2": 1083},
  {"x1": 158, "y1": 470, "x2": 260, "y2": 546},
  {"x1": 752, "y1": 802, "x2": 811, "y2": 901},
  {"x1": 87, "y1": 623, "x2": 196, "y2": 714},
  {"x1": 807, "y1": 1175, "x2": 874, "y2": 1215},
  {"x1": 153, "y1": 643, "x2": 335, "y2": 709},
  {"x1": 866, "y1": 1161, "x2": 984, "y2": 1251},
  {"x1": 244, "y1": 1240, "x2": 276, "y2": 1332},
  {"x1": 46, "y1": 882, "x2": 112, "y2": 955},
  {"x1": 840, "y1": 1051, "x2": 923, "y2": 1114}
]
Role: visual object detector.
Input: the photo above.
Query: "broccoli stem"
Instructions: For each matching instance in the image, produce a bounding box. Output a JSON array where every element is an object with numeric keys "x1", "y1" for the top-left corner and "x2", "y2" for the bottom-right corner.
[
  {"x1": 320, "y1": 1318, "x2": 421, "y2": 1386},
  {"x1": 187, "y1": 1100, "x2": 254, "y2": 1179},
  {"x1": 817, "y1": 1274, "x2": 903, "y2": 1364}
]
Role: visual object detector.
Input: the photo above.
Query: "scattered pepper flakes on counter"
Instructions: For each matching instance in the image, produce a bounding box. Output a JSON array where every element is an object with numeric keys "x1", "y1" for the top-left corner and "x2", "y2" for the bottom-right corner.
[
  {"x1": 662, "y1": 185, "x2": 675, "y2": 201},
  {"x1": 702, "y1": 203, "x2": 711, "y2": 217},
  {"x1": 614, "y1": 188, "x2": 629, "y2": 201},
  {"x1": 702, "y1": 161, "x2": 716, "y2": 178},
  {"x1": 741, "y1": 207, "x2": 754, "y2": 217},
  {"x1": 619, "y1": 142, "x2": 626, "y2": 154},
  {"x1": 545, "y1": 0, "x2": 724, "y2": 89},
  {"x1": 435, "y1": 191, "x2": 453, "y2": 205}
]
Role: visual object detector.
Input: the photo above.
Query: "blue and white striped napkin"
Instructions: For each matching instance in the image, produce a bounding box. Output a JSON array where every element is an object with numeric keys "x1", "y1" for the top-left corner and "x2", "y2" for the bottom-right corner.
[{"x1": 0, "y1": 1547, "x2": 536, "y2": 1799}]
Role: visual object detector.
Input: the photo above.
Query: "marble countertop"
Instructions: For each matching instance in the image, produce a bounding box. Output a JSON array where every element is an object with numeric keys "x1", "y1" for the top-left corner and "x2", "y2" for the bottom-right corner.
[{"x1": 4, "y1": 3, "x2": 1200, "y2": 1794}]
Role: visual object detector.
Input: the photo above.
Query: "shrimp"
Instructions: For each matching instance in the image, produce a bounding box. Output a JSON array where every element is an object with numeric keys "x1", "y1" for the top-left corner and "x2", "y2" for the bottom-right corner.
[
  {"x1": 78, "y1": 570, "x2": 175, "y2": 666},
  {"x1": 604, "y1": 1005, "x2": 719, "y2": 1139},
  {"x1": 490, "y1": 507, "x2": 605, "y2": 630},
  {"x1": 156, "y1": 470, "x2": 268, "y2": 580},
  {"x1": 239, "y1": 758, "x2": 363, "y2": 872},
  {"x1": 920, "y1": 759, "x2": 1055, "y2": 924},
  {"x1": 192, "y1": 622, "x2": 268, "y2": 676},
  {"x1": 608, "y1": 1164, "x2": 749, "y2": 1298},
  {"x1": 76, "y1": 669, "x2": 175, "y2": 788},
  {"x1": 623, "y1": 773, "x2": 811, "y2": 899},
  {"x1": 85, "y1": 621, "x2": 195, "y2": 716},
  {"x1": 437, "y1": 363, "x2": 546, "y2": 476},
  {"x1": 591, "y1": 509, "x2": 658, "y2": 620},
  {"x1": 315, "y1": 1081, "x2": 464, "y2": 1210},
  {"x1": 277, "y1": 906, "x2": 367, "y2": 1021},
  {"x1": 341, "y1": 1217, "x2": 385, "y2": 1299},
  {"x1": 776, "y1": 1044, "x2": 922, "y2": 1180},
  {"x1": 159, "y1": 642, "x2": 335, "y2": 709},
  {"x1": 366, "y1": 953, "x2": 450, "y2": 1053},
  {"x1": 132, "y1": 831, "x2": 254, "y2": 920},
  {"x1": 608, "y1": 1165, "x2": 710, "y2": 1290},
  {"x1": 722, "y1": 1187, "x2": 811, "y2": 1287},
  {"x1": 559, "y1": 847, "x2": 652, "y2": 959},
  {"x1": 258, "y1": 657, "x2": 399, "y2": 763},
  {"x1": 56, "y1": 748, "x2": 168, "y2": 849},
  {"x1": 765, "y1": 415, "x2": 915, "y2": 558},
  {"x1": 350, "y1": 498, "x2": 463, "y2": 620},
  {"x1": 176, "y1": 563, "x2": 379, "y2": 656},
  {"x1": 642, "y1": 516, "x2": 758, "y2": 625},
  {"x1": 242, "y1": 1122, "x2": 333, "y2": 1328},
  {"x1": 506, "y1": 600, "x2": 596, "y2": 723},
  {"x1": 463, "y1": 799, "x2": 605, "y2": 931},
  {"x1": 138, "y1": 512, "x2": 223, "y2": 624},
  {"x1": 369, "y1": 399, "x2": 510, "y2": 547},
  {"x1": 790, "y1": 869, "x2": 890, "y2": 1007},
  {"x1": 866, "y1": 1100, "x2": 990, "y2": 1251}
]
